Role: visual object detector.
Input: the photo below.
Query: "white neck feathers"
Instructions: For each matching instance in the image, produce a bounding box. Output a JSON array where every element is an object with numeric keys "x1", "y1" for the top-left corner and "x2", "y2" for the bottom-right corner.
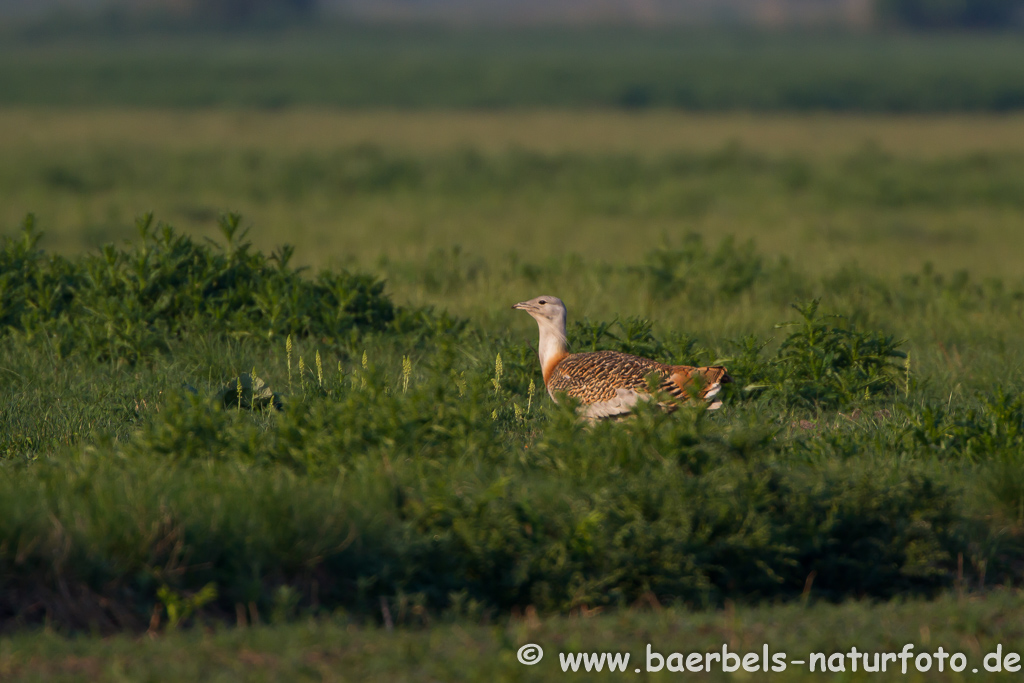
[{"x1": 536, "y1": 316, "x2": 568, "y2": 383}]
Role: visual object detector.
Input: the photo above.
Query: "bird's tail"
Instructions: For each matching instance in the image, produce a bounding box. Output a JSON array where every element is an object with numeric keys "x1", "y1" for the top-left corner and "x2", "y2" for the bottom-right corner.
[
  {"x1": 697, "y1": 366, "x2": 732, "y2": 410},
  {"x1": 670, "y1": 365, "x2": 733, "y2": 410}
]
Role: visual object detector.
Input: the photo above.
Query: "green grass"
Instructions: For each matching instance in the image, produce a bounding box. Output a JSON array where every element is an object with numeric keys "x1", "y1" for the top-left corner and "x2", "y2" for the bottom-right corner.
[
  {"x1": 6, "y1": 115, "x2": 1024, "y2": 284},
  {"x1": 2, "y1": 213, "x2": 1022, "y2": 627},
  {"x1": 4, "y1": 27, "x2": 1024, "y2": 111},
  {"x1": 3, "y1": 594, "x2": 1024, "y2": 681},
  {"x1": 4, "y1": 108, "x2": 1024, "y2": 676}
]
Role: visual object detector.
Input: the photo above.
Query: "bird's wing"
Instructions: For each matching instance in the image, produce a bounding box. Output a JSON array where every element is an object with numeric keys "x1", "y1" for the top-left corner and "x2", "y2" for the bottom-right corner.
[
  {"x1": 548, "y1": 351, "x2": 732, "y2": 413},
  {"x1": 547, "y1": 351, "x2": 671, "y2": 402}
]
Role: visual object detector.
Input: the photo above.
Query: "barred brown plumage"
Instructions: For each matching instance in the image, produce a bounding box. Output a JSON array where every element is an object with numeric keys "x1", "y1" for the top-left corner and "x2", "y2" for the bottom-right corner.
[{"x1": 512, "y1": 295, "x2": 731, "y2": 419}]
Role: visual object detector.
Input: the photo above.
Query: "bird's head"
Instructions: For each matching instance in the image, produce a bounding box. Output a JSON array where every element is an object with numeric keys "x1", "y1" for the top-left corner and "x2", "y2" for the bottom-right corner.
[{"x1": 512, "y1": 295, "x2": 567, "y2": 328}]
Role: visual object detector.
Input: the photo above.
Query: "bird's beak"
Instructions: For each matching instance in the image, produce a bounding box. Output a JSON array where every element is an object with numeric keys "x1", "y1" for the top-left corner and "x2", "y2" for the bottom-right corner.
[{"x1": 512, "y1": 301, "x2": 530, "y2": 311}]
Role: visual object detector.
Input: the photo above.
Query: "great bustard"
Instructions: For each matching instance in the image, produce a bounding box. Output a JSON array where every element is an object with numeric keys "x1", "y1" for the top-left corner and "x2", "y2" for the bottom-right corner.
[{"x1": 512, "y1": 295, "x2": 731, "y2": 419}]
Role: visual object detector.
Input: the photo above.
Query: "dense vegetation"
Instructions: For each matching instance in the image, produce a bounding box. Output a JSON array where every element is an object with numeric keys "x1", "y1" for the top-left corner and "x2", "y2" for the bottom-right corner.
[
  {"x1": 4, "y1": 28, "x2": 1024, "y2": 111},
  {"x1": 3, "y1": 208, "x2": 1023, "y2": 636},
  {"x1": 4, "y1": 101, "x2": 1024, "y2": 677}
]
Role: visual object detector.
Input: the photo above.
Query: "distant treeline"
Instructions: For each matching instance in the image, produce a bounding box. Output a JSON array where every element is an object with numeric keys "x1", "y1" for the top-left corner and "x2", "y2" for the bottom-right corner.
[
  {"x1": 180, "y1": 0, "x2": 317, "y2": 25},
  {"x1": 2, "y1": 29, "x2": 1024, "y2": 111},
  {"x1": 9, "y1": 0, "x2": 1024, "y2": 29},
  {"x1": 5, "y1": 0, "x2": 1024, "y2": 30},
  {"x1": 879, "y1": 0, "x2": 1024, "y2": 28}
]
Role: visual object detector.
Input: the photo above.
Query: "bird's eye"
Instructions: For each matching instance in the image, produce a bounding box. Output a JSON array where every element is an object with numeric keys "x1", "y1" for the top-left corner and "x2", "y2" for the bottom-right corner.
[{"x1": 538, "y1": 300, "x2": 547, "y2": 304}]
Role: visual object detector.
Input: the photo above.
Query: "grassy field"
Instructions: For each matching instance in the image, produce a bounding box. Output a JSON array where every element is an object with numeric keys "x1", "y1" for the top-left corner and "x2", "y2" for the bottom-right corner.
[
  {"x1": 4, "y1": 106, "x2": 1024, "y2": 679},
  {"x1": 4, "y1": 595, "x2": 1024, "y2": 681},
  {"x1": 5, "y1": 109, "x2": 1024, "y2": 284}
]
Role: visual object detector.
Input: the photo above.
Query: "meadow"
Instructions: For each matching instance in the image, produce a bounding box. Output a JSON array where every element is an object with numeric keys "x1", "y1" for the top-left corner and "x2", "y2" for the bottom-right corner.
[{"x1": 4, "y1": 102, "x2": 1024, "y2": 678}]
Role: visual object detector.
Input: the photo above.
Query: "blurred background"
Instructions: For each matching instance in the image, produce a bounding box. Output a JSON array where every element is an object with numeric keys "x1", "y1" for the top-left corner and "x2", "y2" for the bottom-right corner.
[
  {"x1": 2, "y1": 0, "x2": 1023, "y2": 28},
  {"x1": 2, "y1": 0, "x2": 1024, "y2": 317},
  {"x1": 8, "y1": 2, "x2": 1024, "y2": 656}
]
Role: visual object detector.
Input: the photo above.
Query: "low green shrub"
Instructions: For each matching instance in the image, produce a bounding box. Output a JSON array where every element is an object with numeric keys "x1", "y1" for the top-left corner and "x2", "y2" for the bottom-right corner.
[
  {"x1": 0, "y1": 386, "x2": 979, "y2": 631},
  {"x1": 725, "y1": 300, "x2": 907, "y2": 410},
  {"x1": 0, "y1": 213, "x2": 396, "y2": 363}
]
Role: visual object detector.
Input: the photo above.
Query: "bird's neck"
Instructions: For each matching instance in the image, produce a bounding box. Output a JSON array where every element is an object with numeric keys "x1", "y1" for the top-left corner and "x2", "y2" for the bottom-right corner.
[{"x1": 537, "y1": 318, "x2": 568, "y2": 384}]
